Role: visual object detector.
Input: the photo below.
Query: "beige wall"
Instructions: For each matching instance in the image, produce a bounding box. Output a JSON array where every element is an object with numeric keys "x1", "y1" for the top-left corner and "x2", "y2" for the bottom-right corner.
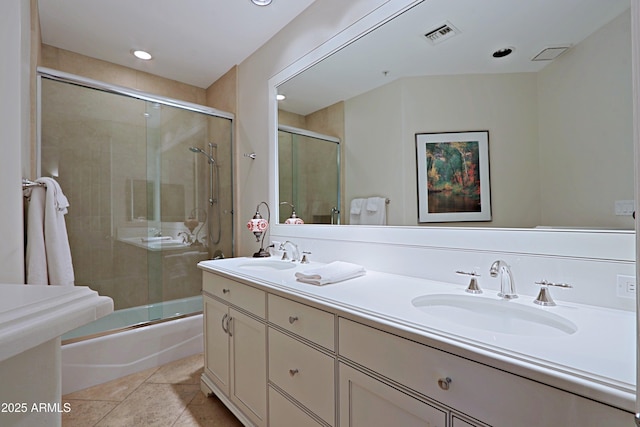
[
  {"x1": 0, "y1": 0, "x2": 31, "y2": 283},
  {"x1": 538, "y1": 9, "x2": 633, "y2": 229}
]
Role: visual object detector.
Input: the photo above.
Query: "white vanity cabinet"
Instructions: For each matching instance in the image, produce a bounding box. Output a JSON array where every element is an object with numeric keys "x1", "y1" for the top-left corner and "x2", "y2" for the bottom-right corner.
[
  {"x1": 199, "y1": 260, "x2": 633, "y2": 427},
  {"x1": 267, "y1": 293, "x2": 337, "y2": 427},
  {"x1": 202, "y1": 272, "x2": 267, "y2": 427},
  {"x1": 338, "y1": 317, "x2": 631, "y2": 427}
]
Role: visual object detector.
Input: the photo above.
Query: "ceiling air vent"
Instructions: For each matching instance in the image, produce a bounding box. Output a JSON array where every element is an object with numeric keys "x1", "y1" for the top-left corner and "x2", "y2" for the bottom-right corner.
[
  {"x1": 423, "y1": 22, "x2": 459, "y2": 45},
  {"x1": 531, "y1": 46, "x2": 570, "y2": 61}
]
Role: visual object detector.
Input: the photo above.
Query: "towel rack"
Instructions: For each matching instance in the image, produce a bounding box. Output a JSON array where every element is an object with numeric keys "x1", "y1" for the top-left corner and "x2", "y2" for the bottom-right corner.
[
  {"x1": 22, "y1": 178, "x2": 45, "y2": 190},
  {"x1": 354, "y1": 197, "x2": 390, "y2": 204}
]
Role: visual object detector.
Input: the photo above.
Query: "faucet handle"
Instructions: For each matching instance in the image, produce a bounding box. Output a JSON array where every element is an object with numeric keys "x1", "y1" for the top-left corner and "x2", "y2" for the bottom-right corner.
[
  {"x1": 300, "y1": 251, "x2": 311, "y2": 264},
  {"x1": 281, "y1": 251, "x2": 289, "y2": 261},
  {"x1": 456, "y1": 270, "x2": 482, "y2": 294},
  {"x1": 534, "y1": 280, "x2": 573, "y2": 306}
]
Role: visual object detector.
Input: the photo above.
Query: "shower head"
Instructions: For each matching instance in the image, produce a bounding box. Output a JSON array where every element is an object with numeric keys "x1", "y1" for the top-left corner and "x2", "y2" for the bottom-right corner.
[{"x1": 189, "y1": 146, "x2": 215, "y2": 164}]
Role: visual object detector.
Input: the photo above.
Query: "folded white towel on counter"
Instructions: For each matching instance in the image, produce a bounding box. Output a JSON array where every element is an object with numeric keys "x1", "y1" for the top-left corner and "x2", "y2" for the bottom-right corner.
[{"x1": 295, "y1": 261, "x2": 366, "y2": 286}]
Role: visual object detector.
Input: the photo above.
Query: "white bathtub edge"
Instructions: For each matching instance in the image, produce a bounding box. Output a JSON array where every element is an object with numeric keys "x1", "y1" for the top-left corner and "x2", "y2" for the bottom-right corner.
[{"x1": 62, "y1": 314, "x2": 203, "y2": 395}]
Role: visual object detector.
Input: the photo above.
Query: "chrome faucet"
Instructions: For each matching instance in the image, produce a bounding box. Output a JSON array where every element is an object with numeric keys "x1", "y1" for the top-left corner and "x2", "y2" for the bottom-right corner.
[
  {"x1": 489, "y1": 260, "x2": 518, "y2": 299},
  {"x1": 279, "y1": 241, "x2": 300, "y2": 262}
]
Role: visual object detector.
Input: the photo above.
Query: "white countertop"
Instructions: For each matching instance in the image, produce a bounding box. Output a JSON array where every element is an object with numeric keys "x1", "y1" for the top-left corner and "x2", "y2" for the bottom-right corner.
[
  {"x1": 0, "y1": 284, "x2": 113, "y2": 362},
  {"x1": 199, "y1": 257, "x2": 636, "y2": 412}
]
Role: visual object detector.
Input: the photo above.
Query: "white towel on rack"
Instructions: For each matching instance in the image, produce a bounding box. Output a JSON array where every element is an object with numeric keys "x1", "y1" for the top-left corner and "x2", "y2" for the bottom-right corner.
[
  {"x1": 295, "y1": 261, "x2": 366, "y2": 286},
  {"x1": 26, "y1": 178, "x2": 75, "y2": 286},
  {"x1": 350, "y1": 198, "x2": 364, "y2": 214},
  {"x1": 366, "y1": 197, "x2": 379, "y2": 212},
  {"x1": 360, "y1": 197, "x2": 387, "y2": 225},
  {"x1": 349, "y1": 198, "x2": 365, "y2": 225}
]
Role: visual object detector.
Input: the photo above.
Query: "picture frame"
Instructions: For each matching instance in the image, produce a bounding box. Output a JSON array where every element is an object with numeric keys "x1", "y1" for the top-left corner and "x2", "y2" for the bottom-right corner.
[{"x1": 415, "y1": 131, "x2": 491, "y2": 223}]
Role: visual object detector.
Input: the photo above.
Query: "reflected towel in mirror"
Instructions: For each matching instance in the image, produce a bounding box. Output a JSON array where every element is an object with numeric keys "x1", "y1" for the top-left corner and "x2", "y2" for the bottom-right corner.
[{"x1": 361, "y1": 197, "x2": 387, "y2": 225}]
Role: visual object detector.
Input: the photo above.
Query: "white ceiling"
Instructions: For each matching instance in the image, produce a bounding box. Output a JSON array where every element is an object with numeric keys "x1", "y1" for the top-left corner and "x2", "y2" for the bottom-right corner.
[
  {"x1": 37, "y1": 0, "x2": 317, "y2": 89},
  {"x1": 37, "y1": 0, "x2": 630, "y2": 110},
  {"x1": 277, "y1": 0, "x2": 631, "y2": 115}
]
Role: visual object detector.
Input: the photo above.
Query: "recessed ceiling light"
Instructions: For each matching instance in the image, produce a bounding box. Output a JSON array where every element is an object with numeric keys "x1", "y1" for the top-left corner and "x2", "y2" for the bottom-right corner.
[
  {"x1": 131, "y1": 49, "x2": 153, "y2": 60},
  {"x1": 492, "y1": 47, "x2": 514, "y2": 58},
  {"x1": 251, "y1": 0, "x2": 272, "y2": 5},
  {"x1": 276, "y1": 94, "x2": 286, "y2": 101}
]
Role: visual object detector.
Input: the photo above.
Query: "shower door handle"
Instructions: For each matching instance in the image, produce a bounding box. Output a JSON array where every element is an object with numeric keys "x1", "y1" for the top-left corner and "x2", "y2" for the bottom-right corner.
[{"x1": 221, "y1": 314, "x2": 229, "y2": 334}]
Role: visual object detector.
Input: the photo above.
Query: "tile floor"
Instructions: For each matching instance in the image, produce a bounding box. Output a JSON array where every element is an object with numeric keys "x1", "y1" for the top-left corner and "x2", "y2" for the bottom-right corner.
[{"x1": 62, "y1": 353, "x2": 243, "y2": 427}]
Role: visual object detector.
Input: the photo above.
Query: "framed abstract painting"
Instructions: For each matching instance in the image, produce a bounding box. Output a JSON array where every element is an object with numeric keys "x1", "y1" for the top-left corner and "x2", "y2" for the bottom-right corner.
[{"x1": 415, "y1": 131, "x2": 491, "y2": 223}]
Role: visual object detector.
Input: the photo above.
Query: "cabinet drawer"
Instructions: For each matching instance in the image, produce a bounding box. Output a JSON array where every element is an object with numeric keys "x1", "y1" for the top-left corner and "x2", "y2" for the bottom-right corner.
[
  {"x1": 338, "y1": 318, "x2": 630, "y2": 427},
  {"x1": 203, "y1": 272, "x2": 265, "y2": 318},
  {"x1": 269, "y1": 386, "x2": 324, "y2": 427},
  {"x1": 269, "y1": 328, "x2": 335, "y2": 426},
  {"x1": 268, "y1": 294, "x2": 335, "y2": 350}
]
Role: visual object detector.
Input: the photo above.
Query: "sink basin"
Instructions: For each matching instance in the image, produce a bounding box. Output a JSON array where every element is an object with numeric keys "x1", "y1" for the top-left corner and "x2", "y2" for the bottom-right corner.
[
  {"x1": 411, "y1": 294, "x2": 577, "y2": 336},
  {"x1": 237, "y1": 260, "x2": 296, "y2": 271}
]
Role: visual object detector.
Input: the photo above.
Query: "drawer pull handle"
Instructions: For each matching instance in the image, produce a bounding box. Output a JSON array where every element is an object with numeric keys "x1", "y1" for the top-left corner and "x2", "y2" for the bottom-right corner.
[
  {"x1": 288, "y1": 316, "x2": 299, "y2": 324},
  {"x1": 437, "y1": 377, "x2": 452, "y2": 391},
  {"x1": 289, "y1": 369, "x2": 299, "y2": 377},
  {"x1": 221, "y1": 314, "x2": 229, "y2": 333},
  {"x1": 222, "y1": 288, "x2": 230, "y2": 294}
]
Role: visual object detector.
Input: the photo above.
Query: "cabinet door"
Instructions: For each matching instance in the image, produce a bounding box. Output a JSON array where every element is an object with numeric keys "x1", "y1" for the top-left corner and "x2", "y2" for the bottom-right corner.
[
  {"x1": 452, "y1": 415, "x2": 483, "y2": 427},
  {"x1": 269, "y1": 386, "x2": 324, "y2": 427},
  {"x1": 339, "y1": 363, "x2": 447, "y2": 427},
  {"x1": 229, "y1": 308, "x2": 267, "y2": 427},
  {"x1": 204, "y1": 295, "x2": 230, "y2": 394}
]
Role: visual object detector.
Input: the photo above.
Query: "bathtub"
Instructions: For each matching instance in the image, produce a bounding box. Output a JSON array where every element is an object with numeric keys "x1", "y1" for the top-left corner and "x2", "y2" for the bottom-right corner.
[{"x1": 61, "y1": 296, "x2": 204, "y2": 395}]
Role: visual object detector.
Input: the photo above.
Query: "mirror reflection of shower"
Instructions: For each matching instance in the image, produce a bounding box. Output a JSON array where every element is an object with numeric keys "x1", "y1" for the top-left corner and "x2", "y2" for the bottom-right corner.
[{"x1": 189, "y1": 143, "x2": 222, "y2": 246}]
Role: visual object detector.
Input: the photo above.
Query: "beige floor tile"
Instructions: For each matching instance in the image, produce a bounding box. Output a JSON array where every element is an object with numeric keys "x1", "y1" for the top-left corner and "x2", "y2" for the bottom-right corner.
[
  {"x1": 63, "y1": 366, "x2": 160, "y2": 402},
  {"x1": 172, "y1": 395, "x2": 244, "y2": 427},
  {"x1": 62, "y1": 399, "x2": 118, "y2": 427},
  {"x1": 62, "y1": 354, "x2": 241, "y2": 427},
  {"x1": 95, "y1": 383, "x2": 200, "y2": 427},
  {"x1": 146, "y1": 353, "x2": 204, "y2": 385}
]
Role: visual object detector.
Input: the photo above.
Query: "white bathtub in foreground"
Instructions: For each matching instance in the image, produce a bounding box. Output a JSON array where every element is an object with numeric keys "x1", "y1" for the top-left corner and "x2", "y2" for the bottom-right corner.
[{"x1": 62, "y1": 314, "x2": 203, "y2": 395}]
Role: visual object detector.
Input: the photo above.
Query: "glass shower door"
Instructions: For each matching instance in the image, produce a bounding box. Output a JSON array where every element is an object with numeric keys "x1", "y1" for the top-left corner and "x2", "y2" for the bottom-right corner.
[
  {"x1": 39, "y1": 75, "x2": 233, "y2": 329},
  {"x1": 278, "y1": 126, "x2": 340, "y2": 224}
]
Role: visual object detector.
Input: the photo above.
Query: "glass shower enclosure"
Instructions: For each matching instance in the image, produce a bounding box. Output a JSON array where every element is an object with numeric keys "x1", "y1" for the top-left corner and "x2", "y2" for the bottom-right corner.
[
  {"x1": 37, "y1": 69, "x2": 233, "y2": 337},
  {"x1": 278, "y1": 125, "x2": 341, "y2": 225}
]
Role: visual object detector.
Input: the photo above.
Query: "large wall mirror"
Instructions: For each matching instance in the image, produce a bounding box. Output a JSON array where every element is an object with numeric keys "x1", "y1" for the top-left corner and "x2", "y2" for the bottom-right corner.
[{"x1": 274, "y1": 0, "x2": 633, "y2": 230}]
